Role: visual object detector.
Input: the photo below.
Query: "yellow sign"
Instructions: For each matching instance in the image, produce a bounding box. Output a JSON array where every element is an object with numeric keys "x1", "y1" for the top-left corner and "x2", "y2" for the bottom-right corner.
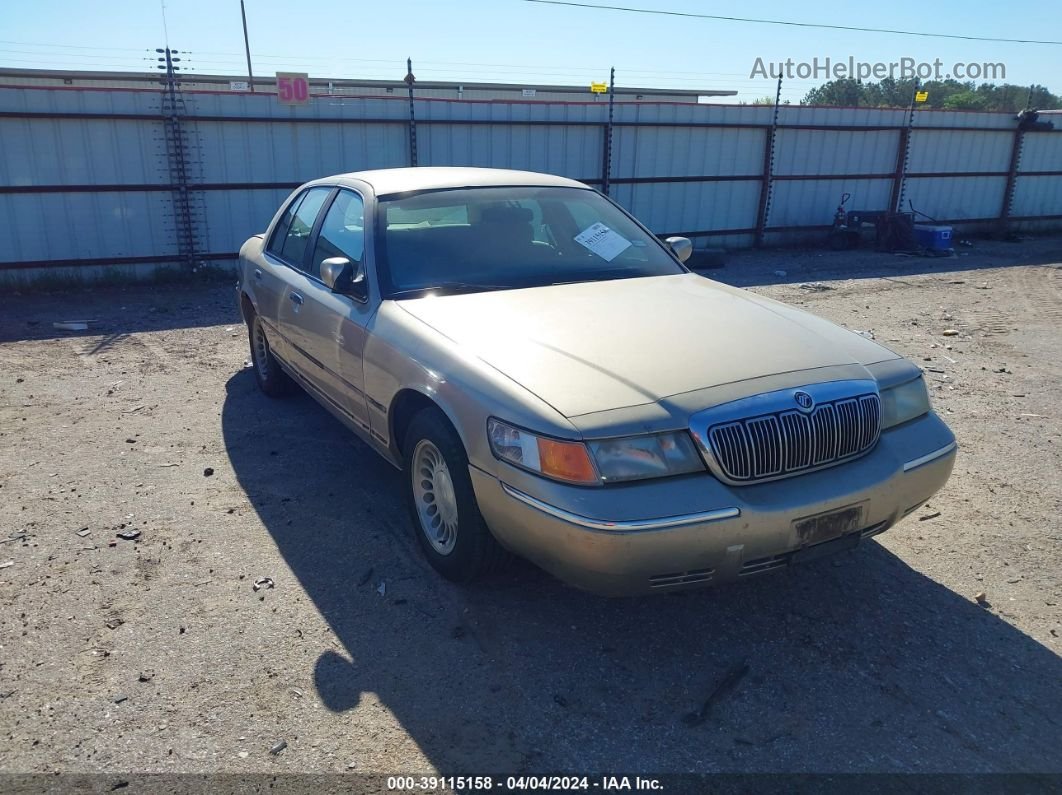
[
  {"x1": 915, "y1": 90, "x2": 929, "y2": 103},
  {"x1": 590, "y1": 82, "x2": 608, "y2": 94}
]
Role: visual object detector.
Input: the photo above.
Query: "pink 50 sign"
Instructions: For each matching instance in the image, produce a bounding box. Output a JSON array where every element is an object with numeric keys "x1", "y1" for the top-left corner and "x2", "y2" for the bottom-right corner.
[{"x1": 275, "y1": 72, "x2": 310, "y2": 105}]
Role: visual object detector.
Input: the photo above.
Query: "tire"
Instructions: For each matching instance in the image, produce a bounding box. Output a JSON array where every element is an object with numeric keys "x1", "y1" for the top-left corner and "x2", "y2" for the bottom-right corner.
[
  {"x1": 248, "y1": 312, "x2": 295, "y2": 398},
  {"x1": 402, "y1": 407, "x2": 510, "y2": 583}
]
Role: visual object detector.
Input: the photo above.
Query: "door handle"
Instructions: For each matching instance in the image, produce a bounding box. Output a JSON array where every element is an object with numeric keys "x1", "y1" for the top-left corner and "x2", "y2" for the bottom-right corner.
[
  {"x1": 254, "y1": 268, "x2": 263, "y2": 281},
  {"x1": 289, "y1": 292, "x2": 304, "y2": 306}
]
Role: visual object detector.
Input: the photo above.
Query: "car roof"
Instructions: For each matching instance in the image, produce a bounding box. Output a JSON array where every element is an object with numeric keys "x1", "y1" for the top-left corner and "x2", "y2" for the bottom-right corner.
[{"x1": 321, "y1": 167, "x2": 589, "y2": 196}]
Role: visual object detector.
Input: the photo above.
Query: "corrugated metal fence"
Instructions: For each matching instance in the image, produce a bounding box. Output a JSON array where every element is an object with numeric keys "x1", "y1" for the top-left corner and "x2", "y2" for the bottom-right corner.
[{"x1": 1, "y1": 83, "x2": 1061, "y2": 281}]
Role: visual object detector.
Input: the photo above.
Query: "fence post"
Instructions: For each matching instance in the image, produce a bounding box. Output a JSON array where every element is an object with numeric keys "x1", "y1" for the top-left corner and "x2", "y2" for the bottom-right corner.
[
  {"x1": 158, "y1": 47, "x2": 198, "y2": 271},
  {"x1": 891, "y1": 81, "x2": 919, "y2": 213},
  {"x1": 601, "y1": 67, "x2": 615, "y2": 195},
  {"x1": 1000, "y1": 127, "x2": 1024, "y2": 223},
  {"x1": 999, "y1": 92, "x2": 1034, "y2": 229},
  {"x1": 753, "y1": 76, "x2": 782, "y2": 248},
  {"x1": 405, "y1": 58, "x2": 418, "y2": 167}
]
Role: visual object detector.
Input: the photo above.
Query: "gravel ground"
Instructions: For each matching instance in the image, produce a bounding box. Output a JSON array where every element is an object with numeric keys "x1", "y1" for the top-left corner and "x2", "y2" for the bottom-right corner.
[{"x1": 0, "y1": 237, "x2": 1060, "y2": 779}]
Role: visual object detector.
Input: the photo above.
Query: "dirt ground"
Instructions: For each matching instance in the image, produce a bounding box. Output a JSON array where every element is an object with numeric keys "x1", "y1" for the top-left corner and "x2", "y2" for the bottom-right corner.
[{"x1": 1, "y1": 237, "x2": 1060, "y2": 781}]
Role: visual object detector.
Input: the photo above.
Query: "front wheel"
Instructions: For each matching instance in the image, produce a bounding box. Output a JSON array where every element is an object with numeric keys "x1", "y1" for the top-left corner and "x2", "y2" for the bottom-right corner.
[
  {"x1": 248, "y1": 313, "x2": 295, "y2": 397},
  {"x1": 403, "y1": 407, "x2": 510, "y2": 582}
]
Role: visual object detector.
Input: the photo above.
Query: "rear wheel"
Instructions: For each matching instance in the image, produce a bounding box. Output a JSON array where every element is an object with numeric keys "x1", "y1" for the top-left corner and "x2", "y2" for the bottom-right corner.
[
  {"x1": 402, "y1": 407, "x2": 510, "y2": 582},
  {"x1": 248, "y1": 313, "x2": 295, "y2": 397}
]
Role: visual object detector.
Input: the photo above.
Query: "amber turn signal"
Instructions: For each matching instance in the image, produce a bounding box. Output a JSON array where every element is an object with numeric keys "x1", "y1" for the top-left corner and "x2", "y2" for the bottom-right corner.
[{"x1": 537, "y1": 437, "x2": 598, "y2": 484}]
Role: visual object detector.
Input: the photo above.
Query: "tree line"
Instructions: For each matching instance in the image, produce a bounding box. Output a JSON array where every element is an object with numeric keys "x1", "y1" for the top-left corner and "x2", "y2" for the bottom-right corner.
[{"x1": 764, "y1": 78, "x2": 1060, "y2": 111}]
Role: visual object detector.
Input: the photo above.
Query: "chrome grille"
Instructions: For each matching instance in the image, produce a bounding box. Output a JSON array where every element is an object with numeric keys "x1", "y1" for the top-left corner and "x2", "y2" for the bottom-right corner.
[{"x1": 708, "y1": 393, "x2": 881, "y2": 483}]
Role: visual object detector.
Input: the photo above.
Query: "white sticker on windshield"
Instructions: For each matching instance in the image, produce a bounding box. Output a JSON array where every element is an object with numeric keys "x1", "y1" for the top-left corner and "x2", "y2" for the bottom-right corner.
[{"x1": 574, "y1": 222, "x2": 632, "y2": 262}]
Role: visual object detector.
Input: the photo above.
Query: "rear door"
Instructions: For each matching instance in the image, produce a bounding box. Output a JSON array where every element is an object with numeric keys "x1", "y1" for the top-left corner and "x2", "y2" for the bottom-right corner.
[{"x1": 252, "y1": 190, "x2": 314, "y2": 361}]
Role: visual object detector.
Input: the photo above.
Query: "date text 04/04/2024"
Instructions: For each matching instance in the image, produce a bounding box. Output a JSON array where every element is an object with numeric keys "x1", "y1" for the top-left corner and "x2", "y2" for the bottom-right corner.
[{"x1": 386, "y1": 776, "x2": 664, "y2": 791}]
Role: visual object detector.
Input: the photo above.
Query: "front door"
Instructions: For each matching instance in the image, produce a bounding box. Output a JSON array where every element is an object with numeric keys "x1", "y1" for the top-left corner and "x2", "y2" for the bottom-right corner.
[{"x1": 279, "y1": 188, "x2": 372, "y2": 432}]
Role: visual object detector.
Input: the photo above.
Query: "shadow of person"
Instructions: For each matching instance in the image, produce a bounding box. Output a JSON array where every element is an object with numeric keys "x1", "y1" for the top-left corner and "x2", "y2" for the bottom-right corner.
[{"x1": 222, "y1": 369, "x2": 1062, "y2": 775}]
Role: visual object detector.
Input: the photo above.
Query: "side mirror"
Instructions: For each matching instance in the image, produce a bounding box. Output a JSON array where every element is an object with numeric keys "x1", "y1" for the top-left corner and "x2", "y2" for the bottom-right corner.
[
  {"x1": 665, "y1": 236, "x2": 693, "y2": 264},
  {"x1": 320, "y1": 256, "x2": 367, "y2": 299}
]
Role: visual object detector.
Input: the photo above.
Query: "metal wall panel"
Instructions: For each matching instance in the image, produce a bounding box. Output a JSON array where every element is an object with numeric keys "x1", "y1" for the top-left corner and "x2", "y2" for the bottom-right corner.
[
  {"x1": 768, "y1": 179, "x2": 893, "y2": 228},
  {"x1": 2, "y1": 84, "x2": 1062, "y2": 276},
  {"x1": 189, "y1": 91, "x2": 413, "y2": 122},
  {"x1": 904, "y1": 176, "x2": 1006, "y2": 219},
  {"x1": 1017, "y1": 131, "x2": 1062, "y2": 173},
  {"x1": 418, "y1": 124, "x2": 601, "y2": 180},
  {"x1": 0, "y1": 191, "x2": 174, "y2": 261},
  {"x1": 0, "y1": 117, "x2": 164, "y2": 187},
  {"x1": 191, "y1": 119, "x2": 408, "y2": 183},
  {"x1": 617, "y1": 103, "x2": 773, "y2": 127},
  {"x1": 612, "y1": 127, "x2": 764, "y2": 178},
  {"x1": 774, "y1": 129, "x2": 897, "y2": 175},
  {"x1": 199, "y1": 188, "x2": 294, "y2": 253},
  {"x1": 418, "y1": 100, "x2": 605, "y2": 125},
  {"x1": 780, "y1": 105, "x2": 906, "y2": 128},
  {"x1": 914, "y1": 110, "x2": 1016, "y2": 130},
  {"x1": 1011, "y1": 176, "x2": 1062, "y2": 217},
  {"x1": 0, "y1": 85, "x2": 159, "y2": 116},
  {"x1": 611, "y1": 181, "x2": 761, "y2": 234},
  {"x1": 908, "y1": 129, "x2": 1013, "y2": 173}
]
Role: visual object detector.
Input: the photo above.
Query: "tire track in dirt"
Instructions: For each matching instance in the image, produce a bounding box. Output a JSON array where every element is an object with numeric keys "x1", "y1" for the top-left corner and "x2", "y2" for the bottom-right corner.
[{"x1": 1016, "y1": 265, "x2": 1062, "y2": 324}]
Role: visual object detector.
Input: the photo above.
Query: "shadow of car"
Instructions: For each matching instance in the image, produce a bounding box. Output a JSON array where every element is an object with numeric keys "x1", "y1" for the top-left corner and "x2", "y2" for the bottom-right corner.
[{"x1": 222, "y1": 368, "x2": 1062, "y2": 774}]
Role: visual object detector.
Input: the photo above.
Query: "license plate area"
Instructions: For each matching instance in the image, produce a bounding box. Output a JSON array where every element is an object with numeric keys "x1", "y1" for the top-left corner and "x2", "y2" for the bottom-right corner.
[{"x1": 792, "y1": 502, "x2": 866, "y2": 547}]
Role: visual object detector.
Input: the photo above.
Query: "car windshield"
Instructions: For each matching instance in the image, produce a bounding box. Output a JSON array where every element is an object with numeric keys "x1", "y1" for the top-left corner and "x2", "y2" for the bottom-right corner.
[{"x1": 374, "y1": 186, "x2": 685, "y2": 298}]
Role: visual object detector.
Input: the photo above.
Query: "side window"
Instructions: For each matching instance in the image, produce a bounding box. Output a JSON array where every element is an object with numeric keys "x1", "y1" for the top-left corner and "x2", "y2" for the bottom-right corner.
[
  {"x1": 276, "y1": 187, "x2": 331, "y2": 269},
  {"x1": 309, "y1": 190, "x2": 365, "y2": 278},
  {"x1": 266, "y1": 192, "x2": 303, "y2": 257}
]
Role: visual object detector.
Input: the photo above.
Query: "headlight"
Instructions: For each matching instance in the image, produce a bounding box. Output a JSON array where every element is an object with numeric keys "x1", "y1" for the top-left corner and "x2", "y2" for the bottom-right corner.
[
  {"x1": 487, "y1": 418, "x2": 599, "y2": 484},
  {"x1": 881, "y1": 376, "x2": 931, "y2": 429},
  {"x1": 588, "y1": 432, "x2": 704, "y2": 483},
  {"x1": 487, "y1": 419, "x2": 705, "y2": 485}
]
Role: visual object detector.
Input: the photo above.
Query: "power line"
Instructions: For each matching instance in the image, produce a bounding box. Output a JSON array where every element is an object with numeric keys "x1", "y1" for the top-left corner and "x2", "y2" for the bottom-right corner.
[
  {"x1": 0, "y1": 39, "x2": 147, "y2": 52},
  {"x1": 0, "y1": 40, "x2": 864, "y2": 82},
  {"x1": 0, "y1": 48, "x2": 155, "y2": 61},
  {"x1": 521, "y1": 0, "x2": 1062, "y2": 45},
  {"x1": 103, "y1": 46, "x2": 773, "y2": 79},
  {"x1": 0, "y1": 58, "x2": 822, "y2": 92},
  {"x1": 0, "y1": 58, "x2": 152, "y2": 69}
]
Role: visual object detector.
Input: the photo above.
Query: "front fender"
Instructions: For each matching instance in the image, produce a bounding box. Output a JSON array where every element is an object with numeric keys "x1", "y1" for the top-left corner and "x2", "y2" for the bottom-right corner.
[{"x1": 363, "y1": 302, "x2": 578, "y2": 472}]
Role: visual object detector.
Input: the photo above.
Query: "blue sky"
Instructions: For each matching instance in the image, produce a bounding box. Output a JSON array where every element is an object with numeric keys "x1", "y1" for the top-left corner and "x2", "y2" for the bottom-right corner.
[{"x1": 2, "y1": 0, "x2": 1059, "y2": 103}]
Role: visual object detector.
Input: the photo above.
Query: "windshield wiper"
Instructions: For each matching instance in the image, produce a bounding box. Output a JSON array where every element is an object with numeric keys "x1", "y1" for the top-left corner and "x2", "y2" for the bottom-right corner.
[{"x1": 389, "y1": 282, "x2": 513, "y2": 299}]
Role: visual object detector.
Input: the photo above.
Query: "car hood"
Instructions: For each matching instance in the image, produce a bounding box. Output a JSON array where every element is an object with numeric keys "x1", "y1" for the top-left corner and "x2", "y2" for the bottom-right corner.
[{"x1": 396, "y1": 273, "x2": 899, "y2": 418}]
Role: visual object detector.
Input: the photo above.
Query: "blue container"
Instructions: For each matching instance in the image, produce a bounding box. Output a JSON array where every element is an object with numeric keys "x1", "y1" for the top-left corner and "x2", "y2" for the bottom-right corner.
[{"x1": 914, "y1": 224, "x2": 953, "y2": 251}]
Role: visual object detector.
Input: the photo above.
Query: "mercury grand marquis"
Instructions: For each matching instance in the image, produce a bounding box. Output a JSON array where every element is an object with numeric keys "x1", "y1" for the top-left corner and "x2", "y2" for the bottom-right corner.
[{"x1": 236, "y1": 167, "x2": 957, "y2": 595}]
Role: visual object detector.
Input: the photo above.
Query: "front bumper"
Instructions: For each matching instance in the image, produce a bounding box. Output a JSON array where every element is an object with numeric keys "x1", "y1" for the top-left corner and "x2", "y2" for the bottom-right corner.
[{"x1": 470, "y1": 411, "x2": 956, "y2": 596}]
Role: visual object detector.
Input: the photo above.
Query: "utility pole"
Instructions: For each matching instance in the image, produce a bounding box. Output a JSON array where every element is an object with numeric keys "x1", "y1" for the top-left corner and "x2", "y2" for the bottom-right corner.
[
  {"x1": 405, "y1": 58, "x2": 418, "y2": 167},
  {"x1": 240, "y1": 0, "x2": 255, "y2": 92}
]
